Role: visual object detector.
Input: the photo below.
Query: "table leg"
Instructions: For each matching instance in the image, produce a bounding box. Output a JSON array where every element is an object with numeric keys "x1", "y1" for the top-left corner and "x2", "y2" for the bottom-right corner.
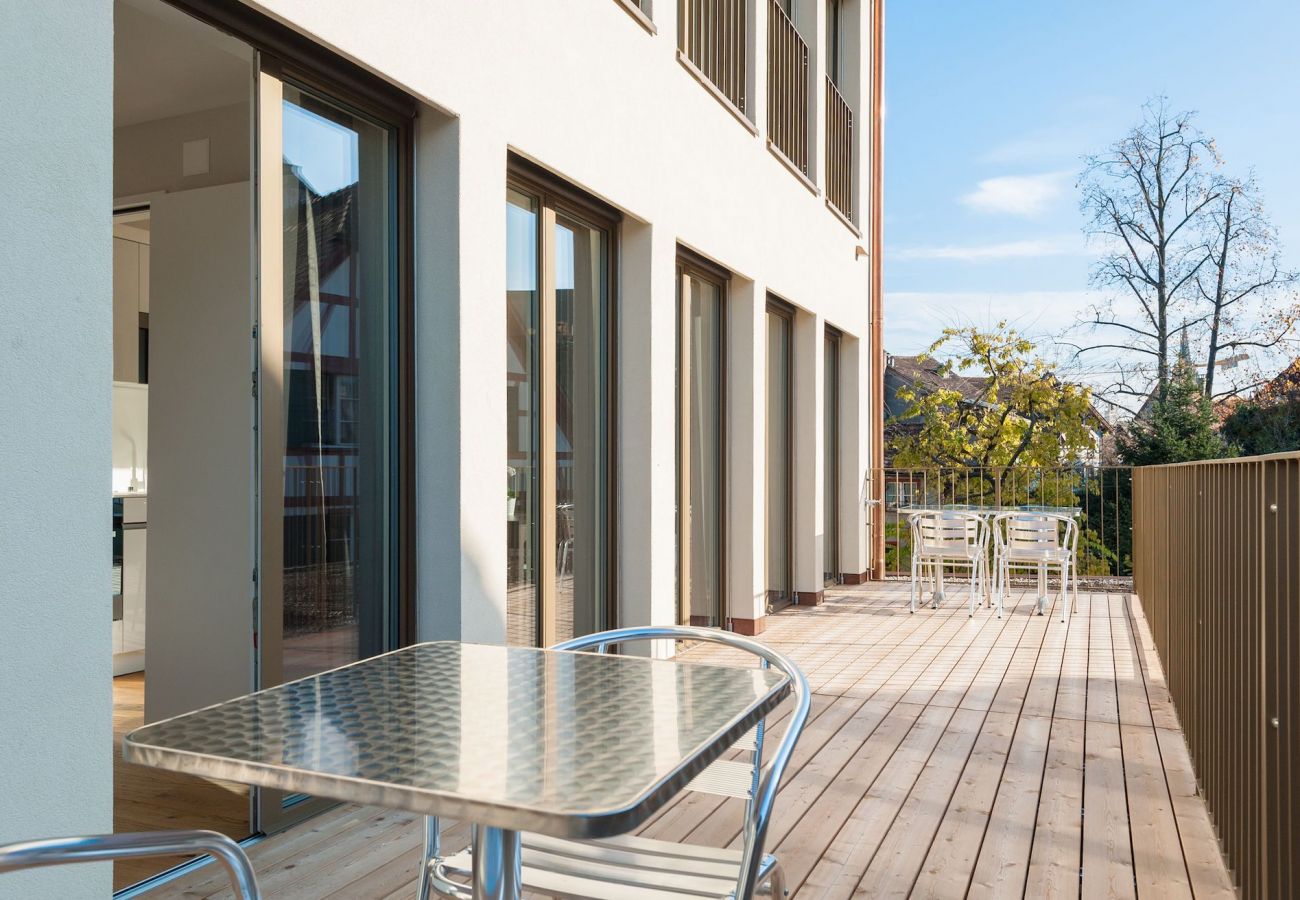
[
  {"x1": 1037, "y1": 564, "x2": 1046, "y2": 615},
  {"x1": 472, "y1": 825, "x2": 521, "y2": 900},
  {"x1": 933, "y1": 564, "x2": 945, "y2": 608}
]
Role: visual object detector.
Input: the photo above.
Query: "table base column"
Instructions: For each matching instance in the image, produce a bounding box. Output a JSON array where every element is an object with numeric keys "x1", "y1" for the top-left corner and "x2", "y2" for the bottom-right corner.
[{"x1": 472, "y1": 825, "x2": 522, "y2": 900}]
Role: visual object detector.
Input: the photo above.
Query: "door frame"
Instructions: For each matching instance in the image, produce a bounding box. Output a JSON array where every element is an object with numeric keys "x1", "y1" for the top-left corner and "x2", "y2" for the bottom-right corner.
[
  {"x1": 506, "y1": 157, "x2": 621, "y2": 647},
  {"x1": 823, "y1": 324, "x2": 842, "y2": 586},
  {"x1": 676, "y1": 248, "x2": 729, "y2": 627},
  {"x1": 764, "y1": 296, "x2": 796, "y2": 612},
  {"x1": 251, "y1": 53, "x2": 415, "y2": 834}
]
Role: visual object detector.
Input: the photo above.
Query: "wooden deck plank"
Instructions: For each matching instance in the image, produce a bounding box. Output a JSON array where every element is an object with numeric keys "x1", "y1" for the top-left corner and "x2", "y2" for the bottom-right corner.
[
  {"x1": 138, "y1": 585, "x2": 1235, "y2": 900},
  {"x1": 853, "y1": 706, "x2": 987, "y2": 898},
  {"x1": 1081, "y1": 720, "x2": 1136, "y2": 900},
  {"x1": 1121, "y1": 723, "x2": 1192, "y2": 898},
  {"x1": 1024, "y1": 715, "x2": 1085, "y2": 899}
]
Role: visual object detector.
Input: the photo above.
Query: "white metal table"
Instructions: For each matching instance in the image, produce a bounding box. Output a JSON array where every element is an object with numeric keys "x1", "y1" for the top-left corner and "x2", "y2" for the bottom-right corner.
[
  {"x1": 123, "y1": 641, "x2": 790, "y2": 899},
  {"x1": 901, "y1": 504, "x2": 1081, "y2": 608}
]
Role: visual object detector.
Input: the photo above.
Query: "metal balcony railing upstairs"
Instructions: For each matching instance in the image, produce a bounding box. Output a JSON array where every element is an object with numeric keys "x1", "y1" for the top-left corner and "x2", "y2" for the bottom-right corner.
[
  {"x1": 825, "y1": 76, "x2": 854, "y2": 222},
  {"x1": 679, "y1": 0, "x2": 748, "y2": 113},
  {"x1": 766, "y1": 0, "x2": 808, "y2": 174},
  {"x1": 1133, "y1": 453, "x2": 1300, "y2": 900}
]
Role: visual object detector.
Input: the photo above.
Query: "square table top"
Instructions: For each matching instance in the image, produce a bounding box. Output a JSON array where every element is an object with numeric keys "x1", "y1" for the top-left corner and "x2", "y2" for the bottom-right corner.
[
  {"x1": 123, "y1": 641, "x2": 789, "y2": 838},
  {"x1": 899, "y1": 503, "x2": 1081, "y2": 516}
]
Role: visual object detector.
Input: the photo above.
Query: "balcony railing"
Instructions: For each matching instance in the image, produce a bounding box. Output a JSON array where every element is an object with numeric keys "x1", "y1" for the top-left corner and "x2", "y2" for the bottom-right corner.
[
  {"x1": 875, "y1": 465, "x2": 1134, "y2": 585},
  {"x1": 766, "y1": 0, "x2": 808, "y2": 173},
  {"x1": 1133, "y1": 453, "x2": 1300, "y2": 900},
  {"x1": 825, "y1": 76, "x2": 854, "y2": 222},
  {"x1": 678, "y1": 0, "x2": 747, "y2": 113}
]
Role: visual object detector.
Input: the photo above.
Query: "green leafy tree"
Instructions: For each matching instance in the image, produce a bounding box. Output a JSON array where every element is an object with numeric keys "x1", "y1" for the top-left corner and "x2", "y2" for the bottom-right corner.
[
  {"x1": 1219, "y1": 360, "x2": 1300, "y2": 455},
  {"x1": 1117, "y1": 360, "x2": 1236, "y2": 464},
  {"x1": 890, "y1": 324, "x2": 1099, "y2": 478}
]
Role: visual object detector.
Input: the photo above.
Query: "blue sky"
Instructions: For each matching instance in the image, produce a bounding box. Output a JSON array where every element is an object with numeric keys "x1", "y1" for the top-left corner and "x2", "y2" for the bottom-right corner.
[{"x1": 884, "y1": 1, "x2": 1300, "y2": 365}]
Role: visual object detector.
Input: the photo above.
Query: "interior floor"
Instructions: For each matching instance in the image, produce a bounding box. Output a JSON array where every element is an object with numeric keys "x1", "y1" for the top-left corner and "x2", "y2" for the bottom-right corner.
[{"x1": 113, "y1": 673, "x2": 250, "y2": 891}]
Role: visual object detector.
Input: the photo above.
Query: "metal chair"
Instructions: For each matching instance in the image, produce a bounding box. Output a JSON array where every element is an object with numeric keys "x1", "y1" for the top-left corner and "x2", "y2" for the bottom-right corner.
[
  {"x1": 908, "y1": 511, "x2": 990, "y2": 615},
  {"x1": 991, "y1": 512, "x2": 1078, "y2": 623},
  {"x1": 420, "y1": 625, "x2": 811, "y2": 900},
  {"x1": 0, "y1": 830, "x2": 260, "y2": 898}
]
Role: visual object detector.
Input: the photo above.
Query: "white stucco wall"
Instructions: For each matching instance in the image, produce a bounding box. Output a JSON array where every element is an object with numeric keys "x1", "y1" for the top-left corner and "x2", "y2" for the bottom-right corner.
[
  {"x1": 248, "y1": 0, "x2": 875, "y2": 636},
  {"x1": 0, "y1": 1, "x2": 114, "y2": 897}
]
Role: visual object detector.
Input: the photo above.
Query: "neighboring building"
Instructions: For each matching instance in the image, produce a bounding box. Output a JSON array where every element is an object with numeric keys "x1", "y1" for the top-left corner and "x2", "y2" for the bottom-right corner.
[{"x1": 0, "y1": 0, "x2": 884, "y2": 895}]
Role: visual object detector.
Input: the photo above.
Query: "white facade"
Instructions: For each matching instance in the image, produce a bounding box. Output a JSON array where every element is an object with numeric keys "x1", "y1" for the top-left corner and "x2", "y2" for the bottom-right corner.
[{"x1": 0, "y1": 0, "x2": 878, "y2": 895}]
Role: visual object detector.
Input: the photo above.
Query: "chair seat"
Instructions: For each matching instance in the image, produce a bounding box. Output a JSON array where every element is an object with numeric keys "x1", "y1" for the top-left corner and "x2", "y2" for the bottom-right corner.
[
  {"x1": 1002, "y1": 547, "x2": 1072, "y2": 563},
  {"x1": 434, "y1": 832, "x2": 778, "y2": 899},
  {"x1": 917, "y1": 542, "x2": 981, "y2": 560}
]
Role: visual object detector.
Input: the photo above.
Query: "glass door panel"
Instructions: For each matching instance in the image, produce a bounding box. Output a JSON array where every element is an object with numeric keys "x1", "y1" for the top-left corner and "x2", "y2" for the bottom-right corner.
[
  {"x1": 505, "y1": 179, "x2": 614, "y2": 647},
  {"x1": 824, "y1": 331, "x2": 840, "y2": 585},
  {"x1": 257, "y1": 64, "x2": 400, "y2": 832},
  {"x1": 506, "y1": 189, "x2": 539, "y2": 646},
  {"x1": 679, "y1": 270, "x2": 725, "y2": 626},
  {"x1": 765, "y1": 305, "x2": 793, "y2": 611},
  {"x1": 551, "y1": 215, "x2": 609, "y2": 642}
]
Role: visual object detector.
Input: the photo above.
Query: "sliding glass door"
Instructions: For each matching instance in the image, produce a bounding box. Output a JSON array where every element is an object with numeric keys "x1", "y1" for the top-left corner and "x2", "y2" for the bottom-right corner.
[
  {"x1": 824, "y1": 328, "x2": 841, "y2": 585},
  {"x1": 506, "y1": 169, "x2": 616, "y2": 646},
  {"x1": 256, "y1": 60, "x2": 405, "y2": 831},
  {"x1": 678, "y1": 258, "x2": 727, "y2": 627},
  {"x1": 765, "y1": 300, "x2": 794, "y2": 612}
]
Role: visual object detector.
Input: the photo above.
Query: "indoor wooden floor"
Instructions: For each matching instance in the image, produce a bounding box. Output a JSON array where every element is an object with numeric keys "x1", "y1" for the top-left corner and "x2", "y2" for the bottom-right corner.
[
  {"x1": 139, "y1": 583, "x2": 1236, "y2": 899},
  {"x1": 113, "y1": 673, "x2": 250, "y2": 892}
]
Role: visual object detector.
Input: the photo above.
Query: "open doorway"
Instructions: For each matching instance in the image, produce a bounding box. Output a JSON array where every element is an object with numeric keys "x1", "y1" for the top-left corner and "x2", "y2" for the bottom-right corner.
[{"x1": 111, "y1": 0, "x2": 255, "y2": 889}]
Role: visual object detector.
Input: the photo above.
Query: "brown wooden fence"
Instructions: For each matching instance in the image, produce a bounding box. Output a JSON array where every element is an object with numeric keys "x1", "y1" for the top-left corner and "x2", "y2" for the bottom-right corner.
[
  {"x1": 678, "y1": 0, "x2": 747, "y2": 113},
  {"x1": 1133, "y1": 454, "x2": 1300, "y2": 899},
  {"x1": 825, "y1": 75, "x2": 854, "y2": 222},
  {"x1": 766, "y1": 0, "x2": 808, "y2": 173}
]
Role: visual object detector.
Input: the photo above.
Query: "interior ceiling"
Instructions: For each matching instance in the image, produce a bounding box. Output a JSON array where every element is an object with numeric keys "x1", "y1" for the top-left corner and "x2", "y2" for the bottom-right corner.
[{"x1": 114, "y1": 0, "x2": 253, "y2": 128}]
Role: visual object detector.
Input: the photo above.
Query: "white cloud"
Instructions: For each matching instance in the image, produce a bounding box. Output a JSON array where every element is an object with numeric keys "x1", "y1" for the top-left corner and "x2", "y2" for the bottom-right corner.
[
  {"x1": 890, "y1": 236, "x2": 1085, "y2": 262},
  {"x1": 960, "y1": 170, "x2": 1073, "y2": 217}
]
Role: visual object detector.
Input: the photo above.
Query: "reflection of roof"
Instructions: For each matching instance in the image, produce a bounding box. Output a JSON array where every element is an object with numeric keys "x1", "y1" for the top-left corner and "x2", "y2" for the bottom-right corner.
[{"x1": 286, "y1": 162, "x2": 356, "y2": 299}]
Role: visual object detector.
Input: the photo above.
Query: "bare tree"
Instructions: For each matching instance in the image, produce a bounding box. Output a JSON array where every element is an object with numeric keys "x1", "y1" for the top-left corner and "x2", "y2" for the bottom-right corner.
[
  {"x1": 1072, "y1": 98, "x2": 1222, "y2": 411},
  {"x1": 1196, "y1": 174, "x2": 1299, "y2": 399}
]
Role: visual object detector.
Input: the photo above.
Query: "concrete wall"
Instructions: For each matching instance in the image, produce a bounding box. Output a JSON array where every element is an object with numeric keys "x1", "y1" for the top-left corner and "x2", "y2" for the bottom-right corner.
[
  {"x1": 145, "y1": 182, "x2": 255, "y2": 723},
  {"x1": 0, "y1": 0, "x2": 113, "y2": 896},
  {"x1": 246, "y1": 0, "x2": 876, "y2": 637}
]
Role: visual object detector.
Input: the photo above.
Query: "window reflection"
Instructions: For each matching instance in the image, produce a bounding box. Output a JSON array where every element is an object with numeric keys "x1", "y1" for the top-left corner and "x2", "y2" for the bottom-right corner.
[{"x1": 279, "y1": 85, "x2": 393, "y2": 680}]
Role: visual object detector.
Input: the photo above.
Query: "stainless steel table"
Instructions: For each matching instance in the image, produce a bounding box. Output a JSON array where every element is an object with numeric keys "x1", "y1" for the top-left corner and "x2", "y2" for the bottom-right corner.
[
  {"x1": 123, "y1": 641, "x2": 790, "y2": 899},
  {"x1": 899, "y1": 505, "x2": 1081, "y2": 607}
]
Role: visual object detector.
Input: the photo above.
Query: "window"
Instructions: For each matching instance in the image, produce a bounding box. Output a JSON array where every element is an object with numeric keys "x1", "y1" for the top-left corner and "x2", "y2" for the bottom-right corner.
[
  {"x1": 824, "y1": 327, "x2": 841, "y2": 585},
  {"x1": 677, "y1": 253, "x2": 728, "y2": 626},
  {"x1": 506, "y1": 162, "x2": 619, "y2": 646}
]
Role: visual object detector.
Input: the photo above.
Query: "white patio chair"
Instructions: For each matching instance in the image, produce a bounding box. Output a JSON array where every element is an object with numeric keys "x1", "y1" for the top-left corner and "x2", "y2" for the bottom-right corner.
[
  {"x1": 991, "y1": 512, "x2": 1078, "y2": 623},
  {"x1": 420, "y1": 625, "x2": 811, "y2": 900},
  {"x1": 908, "y1": 511, "x2": 990, "y2": 616},
  {"x1": 0, "y1": 830, "x2": 259, "y2": 898}
]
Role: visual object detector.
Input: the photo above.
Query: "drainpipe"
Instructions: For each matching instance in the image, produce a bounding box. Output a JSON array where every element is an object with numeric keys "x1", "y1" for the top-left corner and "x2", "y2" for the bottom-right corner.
[{"x1": 868, "y1": 0, "x2": 886, "y2": 579}]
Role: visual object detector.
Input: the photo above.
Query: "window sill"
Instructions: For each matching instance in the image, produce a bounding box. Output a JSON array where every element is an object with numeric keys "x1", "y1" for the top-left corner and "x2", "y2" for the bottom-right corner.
[
  {"x1": 613, "y1": 0, "x2": 657, "y2": 35},
  {"x1": 766, "y1": 141, "x2": 818, "y2": 196},
  {"x1": 825, "y1": 198, "x2": 861, "y2": 237},
  {"x1": 676, "y1": 51, "x2": 758, "y2": 136}
]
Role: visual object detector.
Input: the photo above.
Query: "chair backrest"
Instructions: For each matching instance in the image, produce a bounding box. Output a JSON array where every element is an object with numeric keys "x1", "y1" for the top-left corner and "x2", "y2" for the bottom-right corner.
[
  {"x1": 551, "y1": 625, "x2": 810, "y2": 900},
  {"x1": 0, "y1": 830, "x2": 260, "y2": 898},
  {"x1": 910, "y1": 510, "x2": 985, "y2": 553},
  {"x1": 994, "y1": 512, "x2": 1078, "y2": 555}
]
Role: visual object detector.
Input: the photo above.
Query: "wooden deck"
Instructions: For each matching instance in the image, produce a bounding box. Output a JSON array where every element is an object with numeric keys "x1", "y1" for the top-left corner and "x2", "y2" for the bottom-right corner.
[{"x1": 141, "y1": 583, "x2": 1236, "y2": 899}]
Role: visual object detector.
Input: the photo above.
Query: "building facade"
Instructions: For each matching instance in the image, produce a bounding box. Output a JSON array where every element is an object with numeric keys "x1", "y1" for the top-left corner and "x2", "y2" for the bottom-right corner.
[{"x1": 0, "y1": 0, "x2": 883, "y2": 894}]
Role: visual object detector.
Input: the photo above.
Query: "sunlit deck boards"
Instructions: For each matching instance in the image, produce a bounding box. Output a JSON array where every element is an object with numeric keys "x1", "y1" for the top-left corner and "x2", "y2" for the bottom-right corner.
[{"x1": 140, "y1": 584, "x2": 1235, "y2": 899}]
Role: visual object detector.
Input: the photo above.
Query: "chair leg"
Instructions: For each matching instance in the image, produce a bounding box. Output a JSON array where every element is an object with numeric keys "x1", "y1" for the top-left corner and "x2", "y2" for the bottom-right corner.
[
  {"x1": 910, "y1": 555, "x2": 917, "y2": 613},
  {"x1": 765, "y1": 859, "x2": 788, "y2": 897},
  {"x1": 417, "y1": 816, "x2": 439, "y2": 900}
]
